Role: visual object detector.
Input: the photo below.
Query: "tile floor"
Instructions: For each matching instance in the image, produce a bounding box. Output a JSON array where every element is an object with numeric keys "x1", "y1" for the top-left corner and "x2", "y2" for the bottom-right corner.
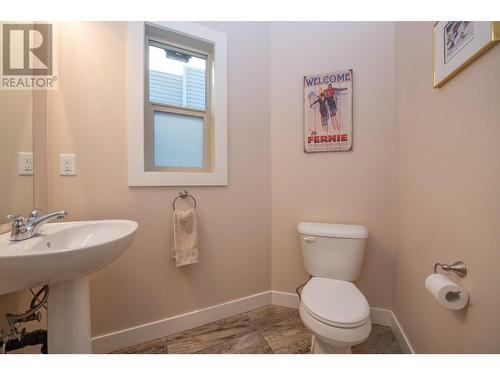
[{"x1": 112, "y1": 305, "x2": 402, "y2": 354}]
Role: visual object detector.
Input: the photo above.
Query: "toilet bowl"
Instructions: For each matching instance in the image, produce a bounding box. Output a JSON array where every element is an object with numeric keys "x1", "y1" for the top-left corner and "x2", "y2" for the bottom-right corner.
[
  {"x1": 297, "y1": 222, "x2": 370, "y2": 354},
  {"x1": 299, "y1": 277, "x2": 371, "y2": 353}
]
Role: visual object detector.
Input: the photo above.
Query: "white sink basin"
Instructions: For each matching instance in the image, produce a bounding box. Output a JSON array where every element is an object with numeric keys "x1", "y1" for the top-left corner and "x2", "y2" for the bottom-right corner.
[
  {"x1": 0, "y1": 219, "x2": 138, "y2": 353},
  {"x1": 0, "y1": 220, "x2": 138, "y2": 295}
]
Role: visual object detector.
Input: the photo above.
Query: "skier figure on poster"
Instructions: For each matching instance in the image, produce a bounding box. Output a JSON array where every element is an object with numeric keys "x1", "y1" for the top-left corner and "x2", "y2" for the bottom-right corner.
[
  {"x1": 307, "y1": 91, "x2": 319, "y2": 135},
  {"x1": 310, "y1": 92, "x2": 329, "y2": 129},
  {"x1": 324, "y1": 84, "x2": 347, "y2": 131}
]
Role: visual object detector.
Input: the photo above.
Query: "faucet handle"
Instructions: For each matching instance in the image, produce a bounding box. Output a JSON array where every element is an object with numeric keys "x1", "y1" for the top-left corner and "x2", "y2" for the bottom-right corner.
[
  {"x1": 7, "y1": 215, "x2": 25, "y2": 232},
  {"x1": 29, "y1": 209, "x2": 41, "y2": 219},
  {"x1": 7, "y1": 214, "x2": 23, "y2": 222}
]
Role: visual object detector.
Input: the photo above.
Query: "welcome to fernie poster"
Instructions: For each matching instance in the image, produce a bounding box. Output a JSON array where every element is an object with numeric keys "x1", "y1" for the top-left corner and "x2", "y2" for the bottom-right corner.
[{"x1": 303, "y1": 69, "x2": 353, "y2": 152}]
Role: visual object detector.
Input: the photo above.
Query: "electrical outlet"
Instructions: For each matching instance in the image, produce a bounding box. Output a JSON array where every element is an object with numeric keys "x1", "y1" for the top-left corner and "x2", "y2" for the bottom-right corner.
[
  {"x1": 18, "y1": 152, "x2": 34, "y2": 176},
  {"x1": 59, "y1": 154, "x2": 76, "y2": 176}
]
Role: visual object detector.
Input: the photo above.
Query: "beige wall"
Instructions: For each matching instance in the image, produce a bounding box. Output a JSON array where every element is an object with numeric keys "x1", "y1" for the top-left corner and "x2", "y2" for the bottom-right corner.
[
  {"x1": 393, "y1": 22, "x2": 500, "y2": 353},
  {"x1": 270, "y1": 22, "x2": 396, "y2": 309},
  {"x1": 0, "y1": 91, "x2": 33, "y2": 225},
  {"x1": 45, "y1": 22, "x2": 271, "y2": 336}
]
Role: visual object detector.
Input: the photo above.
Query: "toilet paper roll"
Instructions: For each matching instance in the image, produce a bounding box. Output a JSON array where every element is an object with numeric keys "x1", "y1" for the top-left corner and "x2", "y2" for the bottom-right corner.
[{"x1": 425, "y1": 273, "x2": 468, "y2": 310}]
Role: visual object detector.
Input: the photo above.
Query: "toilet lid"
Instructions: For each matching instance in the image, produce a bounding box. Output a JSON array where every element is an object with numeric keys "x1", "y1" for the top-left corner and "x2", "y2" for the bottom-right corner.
[{"x1": 301, "y1": 277, "x2": 370, "y2": 328}]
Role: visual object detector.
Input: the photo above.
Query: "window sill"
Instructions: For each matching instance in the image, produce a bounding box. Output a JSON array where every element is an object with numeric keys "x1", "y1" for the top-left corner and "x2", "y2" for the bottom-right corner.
[{"x1": 128, "y1": 170, "x2": 227, "y2": 187}]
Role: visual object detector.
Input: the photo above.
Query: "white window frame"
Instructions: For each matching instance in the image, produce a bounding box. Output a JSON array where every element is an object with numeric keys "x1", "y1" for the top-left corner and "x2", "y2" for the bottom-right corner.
[{"x1": 127, "y1": 21, "x2": 227, "y2": 186}]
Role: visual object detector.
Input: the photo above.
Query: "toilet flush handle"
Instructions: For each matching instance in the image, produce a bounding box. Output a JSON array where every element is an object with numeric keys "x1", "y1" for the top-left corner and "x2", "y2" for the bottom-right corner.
[{"x1": 303, "y1": 236, "x2": 316, "y2": 243}]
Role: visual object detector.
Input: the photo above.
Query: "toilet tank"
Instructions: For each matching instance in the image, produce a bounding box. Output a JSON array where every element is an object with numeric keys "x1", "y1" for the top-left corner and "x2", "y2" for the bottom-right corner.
[{"x1": 297, "y1": 222, "x2": 368, "y2": 281}]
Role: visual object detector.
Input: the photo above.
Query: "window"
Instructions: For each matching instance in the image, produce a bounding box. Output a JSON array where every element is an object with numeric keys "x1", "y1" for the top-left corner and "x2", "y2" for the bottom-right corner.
[
  {"x1": 145, "y1": 26, "x2": 211, "y2": 172},
  {"x1": 127, "y1": 22, "x2": 227, "y2": 186}
]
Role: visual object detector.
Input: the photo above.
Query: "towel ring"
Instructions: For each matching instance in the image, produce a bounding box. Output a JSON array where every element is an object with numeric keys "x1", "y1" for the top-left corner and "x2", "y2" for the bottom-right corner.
[{"x1": 172, "y1": 190, "x2": 197, "y2": 210}]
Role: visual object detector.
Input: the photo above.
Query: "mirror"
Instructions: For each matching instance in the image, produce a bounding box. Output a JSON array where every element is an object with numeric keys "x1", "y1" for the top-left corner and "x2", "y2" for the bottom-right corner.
[{"x1": 0, "y1": 89, "x2": 34, "y2": 225}]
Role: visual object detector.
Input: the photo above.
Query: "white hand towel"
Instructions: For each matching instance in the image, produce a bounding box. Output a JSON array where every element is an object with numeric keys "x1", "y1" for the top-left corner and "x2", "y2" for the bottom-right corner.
[{"x1": 171, "y1": 208, "x2": 199, "y2": 267}]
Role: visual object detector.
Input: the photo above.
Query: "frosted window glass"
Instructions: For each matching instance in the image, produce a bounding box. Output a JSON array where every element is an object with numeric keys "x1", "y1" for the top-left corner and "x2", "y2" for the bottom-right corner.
[{"x1": 153, "y1": 111, "x2": 204, "y2": 168}]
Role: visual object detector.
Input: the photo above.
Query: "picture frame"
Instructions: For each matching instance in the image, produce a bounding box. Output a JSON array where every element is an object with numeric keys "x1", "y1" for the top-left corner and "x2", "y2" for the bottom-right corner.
[
  {"x1": 433, "y1": 21, "x2": 500, "y2": 88},
  {"x1": 303, "y1": 69, "x2": 353, "y2": 153}
]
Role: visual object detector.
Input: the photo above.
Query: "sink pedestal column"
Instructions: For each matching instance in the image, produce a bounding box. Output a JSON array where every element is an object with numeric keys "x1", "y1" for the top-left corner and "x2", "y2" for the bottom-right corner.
[{"x1": 48, "y1": 276, "x2": 92, "y2": 353}]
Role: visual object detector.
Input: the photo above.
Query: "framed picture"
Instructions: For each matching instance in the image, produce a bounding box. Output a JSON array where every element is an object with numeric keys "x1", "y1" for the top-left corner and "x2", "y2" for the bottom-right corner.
[
  {"x1": 433, "y1": 21, "x2": 500, "y2": 88},
  {"x1": 303, "y1": 69, "x2": 353, "y2": 152}
]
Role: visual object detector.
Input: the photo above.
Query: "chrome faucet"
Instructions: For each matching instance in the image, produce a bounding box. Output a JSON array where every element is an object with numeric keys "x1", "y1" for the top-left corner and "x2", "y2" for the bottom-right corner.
[{"x1": 7, "y1": 209, "x2": 68, "y2": 241}]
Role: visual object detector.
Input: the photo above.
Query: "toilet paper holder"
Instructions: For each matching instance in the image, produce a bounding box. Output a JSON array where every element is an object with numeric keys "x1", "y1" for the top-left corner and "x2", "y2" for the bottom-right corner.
[{"x1": 434, "y1": 261, "x2": 467, "y2": 278}]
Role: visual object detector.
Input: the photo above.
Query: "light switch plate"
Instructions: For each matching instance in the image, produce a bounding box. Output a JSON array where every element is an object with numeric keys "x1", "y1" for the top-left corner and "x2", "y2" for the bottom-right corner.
[
  {"x1": 18, "y1": 152, "x2": 34, "y2": 176},
  {"x1": 59, "y1": 154, "x2": 76, "y2": 176}
]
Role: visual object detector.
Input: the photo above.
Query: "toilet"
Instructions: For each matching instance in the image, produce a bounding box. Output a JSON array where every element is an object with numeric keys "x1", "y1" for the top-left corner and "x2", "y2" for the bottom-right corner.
[{"x1": 297, "y1": 222, "x2": 371, "y2": 354}]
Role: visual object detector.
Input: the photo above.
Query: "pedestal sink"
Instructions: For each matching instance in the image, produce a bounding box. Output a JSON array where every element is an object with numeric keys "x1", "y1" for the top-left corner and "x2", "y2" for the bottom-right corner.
[{"x1": 0, "y1": 220, "x2": 138, "y2": 353}]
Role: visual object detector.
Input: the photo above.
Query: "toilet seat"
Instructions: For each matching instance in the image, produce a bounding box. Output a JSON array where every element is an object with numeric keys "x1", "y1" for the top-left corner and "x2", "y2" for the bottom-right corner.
[
  {"x1": 299, "y1": 303, "x2": 372, "y2": 351},
  {"x1": 301, "y1": 277, "x2": 370, "y2": 328}
]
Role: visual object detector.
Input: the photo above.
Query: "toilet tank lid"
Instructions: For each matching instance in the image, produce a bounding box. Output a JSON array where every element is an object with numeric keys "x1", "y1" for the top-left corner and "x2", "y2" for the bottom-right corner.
[{"x1": 297, "y1": 222, "x2": 368, "y2": 239}]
